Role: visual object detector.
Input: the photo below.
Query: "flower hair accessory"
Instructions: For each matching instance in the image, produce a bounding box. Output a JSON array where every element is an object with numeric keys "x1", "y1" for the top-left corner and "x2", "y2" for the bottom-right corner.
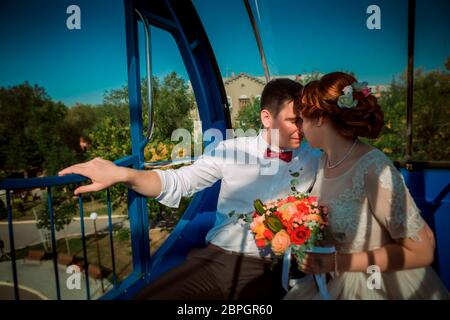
[{"x1": 337, "y1": 81, "x2": 372, "y2": 109}]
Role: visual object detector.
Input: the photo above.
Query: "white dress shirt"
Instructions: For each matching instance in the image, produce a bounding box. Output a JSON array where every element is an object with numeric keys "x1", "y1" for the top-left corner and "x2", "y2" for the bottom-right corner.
[{"x1": 154, "y1": 132, "x2": 321, "y2": 257}]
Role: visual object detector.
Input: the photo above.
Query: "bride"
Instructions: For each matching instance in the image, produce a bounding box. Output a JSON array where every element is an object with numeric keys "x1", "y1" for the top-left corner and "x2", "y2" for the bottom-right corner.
[{"x1": 284, "y1": 72, "x2": 448, "y2": 299}]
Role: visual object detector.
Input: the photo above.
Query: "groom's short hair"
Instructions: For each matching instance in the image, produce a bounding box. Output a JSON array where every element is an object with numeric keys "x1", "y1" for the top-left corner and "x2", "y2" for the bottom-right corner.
[{"x1": 260, "y1": 78, "x2": 303, "y2": 118}]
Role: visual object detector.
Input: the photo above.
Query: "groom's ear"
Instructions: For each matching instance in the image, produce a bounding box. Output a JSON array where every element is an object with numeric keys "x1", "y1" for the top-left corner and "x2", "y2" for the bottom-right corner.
[{"x1": 260, "y1": 109, "x2": 272, "y2": 129}]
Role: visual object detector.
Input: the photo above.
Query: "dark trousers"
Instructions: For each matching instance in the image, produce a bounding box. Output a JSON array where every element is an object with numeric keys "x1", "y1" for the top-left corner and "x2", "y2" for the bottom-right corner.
[{"x1": 134, "y1": 244, "x2": 284, "y2": 300}]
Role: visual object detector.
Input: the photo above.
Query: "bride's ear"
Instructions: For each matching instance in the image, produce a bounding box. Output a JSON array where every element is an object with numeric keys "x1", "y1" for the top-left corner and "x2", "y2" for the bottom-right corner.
[{"x1": 316, "y1": 116, "x2": 324, "y2": 127}]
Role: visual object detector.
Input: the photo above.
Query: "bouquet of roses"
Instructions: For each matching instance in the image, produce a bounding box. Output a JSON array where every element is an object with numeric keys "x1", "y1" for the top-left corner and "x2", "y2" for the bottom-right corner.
[{"x1": 250, "y1": 192, "x2": 328, "y2": 267}]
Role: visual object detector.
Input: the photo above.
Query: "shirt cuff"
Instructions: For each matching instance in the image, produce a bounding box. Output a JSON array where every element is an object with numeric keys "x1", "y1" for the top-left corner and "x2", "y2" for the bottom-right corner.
[
  {"x1": 153, "y1": 170, "x2": 166, "y2": 201},
  {"x1": 152, "y1": 169, "x2": 181, "y2": 208}
]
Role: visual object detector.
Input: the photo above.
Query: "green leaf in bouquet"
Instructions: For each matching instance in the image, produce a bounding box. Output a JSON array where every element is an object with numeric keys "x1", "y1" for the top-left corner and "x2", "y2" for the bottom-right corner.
[
  {"x1": 253, "y1": 199, "x2": 266, "y2": 216},
  {"x1": 239, "y1": 214, "x2": 250, "y2": 222},
  {"x1": 228, "y1": 210, "x2": 236, "y2": 218},
  {"x1": 242, "y1": 214, "x2": 253, "y2": 223},
  {"x1": 264, "y1": 215, "x2": 284, "y2": 233}
]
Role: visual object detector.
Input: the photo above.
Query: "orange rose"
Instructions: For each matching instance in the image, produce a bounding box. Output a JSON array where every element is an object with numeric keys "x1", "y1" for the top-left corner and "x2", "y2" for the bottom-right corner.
[
  {"x1": 251, "y1": 222, "x2": 267, "y2": 237},
  {"x1": 303, "y1": 214, "x2": 323, "y2": 224},
  {"x1": 279, "y1": 202, "x2": 298, "y2": 221},
  {"x1": 271, "y1": 230, "x2": 291, "y2": 255}
]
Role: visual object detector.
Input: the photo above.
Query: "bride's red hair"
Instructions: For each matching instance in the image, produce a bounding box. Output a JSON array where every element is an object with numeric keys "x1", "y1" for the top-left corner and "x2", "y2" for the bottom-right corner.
[{"x1": 298, "y1": 72, "x2": 384, "y2": 139}]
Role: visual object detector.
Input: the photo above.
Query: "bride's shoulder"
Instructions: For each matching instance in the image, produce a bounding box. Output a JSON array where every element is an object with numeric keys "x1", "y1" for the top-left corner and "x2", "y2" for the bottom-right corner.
[
  {"x1": 358, "y1": 144, "x2": 388, "y2": 160},
  {"x1": 358, "y1": 145, "x2": 396, "y2": 172}
]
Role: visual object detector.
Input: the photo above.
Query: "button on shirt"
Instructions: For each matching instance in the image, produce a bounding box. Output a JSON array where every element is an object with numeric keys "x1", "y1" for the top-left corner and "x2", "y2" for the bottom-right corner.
[{"x1": 154, "y1": 133, "x2": 321, "y2": 257}]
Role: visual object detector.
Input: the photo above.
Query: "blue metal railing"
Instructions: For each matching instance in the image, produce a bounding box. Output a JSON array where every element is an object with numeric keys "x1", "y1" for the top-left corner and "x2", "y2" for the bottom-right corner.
[{"x1": 0, "y1": 156, "x2": 137, "y2": 300}]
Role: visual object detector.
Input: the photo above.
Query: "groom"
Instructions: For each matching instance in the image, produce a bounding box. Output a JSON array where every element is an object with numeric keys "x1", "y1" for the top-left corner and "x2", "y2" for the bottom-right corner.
[{"x1": 59, "y1": 78, "x2": 321, "y2": 299}]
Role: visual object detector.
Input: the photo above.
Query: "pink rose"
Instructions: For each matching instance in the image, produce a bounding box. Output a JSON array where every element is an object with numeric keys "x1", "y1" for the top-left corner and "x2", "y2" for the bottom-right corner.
[
  {"x1": 254, "y1": 215, "x2": 265, "y2": 224},
  {"x1": 361, "y1": 87, "x2": 372, "y2": 97}
]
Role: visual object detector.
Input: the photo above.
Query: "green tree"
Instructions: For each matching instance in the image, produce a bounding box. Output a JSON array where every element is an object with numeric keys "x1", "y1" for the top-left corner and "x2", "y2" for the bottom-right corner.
[
  {"x1": 86, "y1": 72, "x2": 195, "y2": 214},
  {"x1": 60, "y1": 103, "x2": 99, "y2": 162},
  {"x1": 372, "y1": 77, "x2": 408, "y2": 160},
  {"x1": 36, "y1": 194, "x2": 76, "y2": 255},
  {"x1": 85, "y1": 116, "x2": 131, "y2": 206},
  {"x1": 87, "y1": 116, "x2": 132, "y2": 161},
  {"x1": 153, "y1": 72, "x2": 194, "y2": 139},
  {"x1": 374, "y1": 59, "x2": 450, "y2": 161},
  {"x1": 234, "y1": 97, "x2": 261, "y2": 131},
  {"x1": 0, "y1": 83, "x2": 75, "y2": 176},
  {"x1": 101, "y1": 72, "x2": 194, "y2": 141},
  {"x1": 411, "y1": 67, "x2": 449, "y2": 160}
]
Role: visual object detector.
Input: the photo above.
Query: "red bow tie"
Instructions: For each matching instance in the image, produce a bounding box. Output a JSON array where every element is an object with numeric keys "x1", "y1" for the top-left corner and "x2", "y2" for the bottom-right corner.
[{"x1": 264, "y1": 148, "x2": 293, "y2": 162}]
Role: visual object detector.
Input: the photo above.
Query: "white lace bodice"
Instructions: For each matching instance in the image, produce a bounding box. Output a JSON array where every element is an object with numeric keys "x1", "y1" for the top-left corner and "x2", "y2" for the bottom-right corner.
[{"x1": 311, "y1": 148, "x2": 425, "y2": 253}]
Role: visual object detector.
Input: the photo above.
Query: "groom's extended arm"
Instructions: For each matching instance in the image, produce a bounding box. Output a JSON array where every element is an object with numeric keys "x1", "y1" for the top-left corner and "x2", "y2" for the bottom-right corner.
[
  {"x1": 58, "y1": 157, "x2": 163, "y2": 197},
  {"x1": 59, "y1": 143, "x2": 225, "y2": 206}
]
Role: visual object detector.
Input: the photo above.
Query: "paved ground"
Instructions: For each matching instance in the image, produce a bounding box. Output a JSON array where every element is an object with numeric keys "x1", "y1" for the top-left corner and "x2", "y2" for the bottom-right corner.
[
  {"x1": 0, "y1": 214, "x2": 172, "y2": 300},
  {"x1": 0, "y1": 259, "x2": 111, "y2": 300},
  {"x1": 0, "y1": 215, "x2": 129, "y2": 252}
]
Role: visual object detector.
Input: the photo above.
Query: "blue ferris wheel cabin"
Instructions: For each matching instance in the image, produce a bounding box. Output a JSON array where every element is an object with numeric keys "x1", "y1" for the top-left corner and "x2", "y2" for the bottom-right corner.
[{"x1": 0, "y1": 0, "x2": 449, "y2": 300}]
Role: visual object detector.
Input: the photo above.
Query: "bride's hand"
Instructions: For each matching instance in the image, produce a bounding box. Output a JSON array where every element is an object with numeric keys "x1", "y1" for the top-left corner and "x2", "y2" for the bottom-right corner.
[{"x1": 300, "y1": 252, "x2": 335, "y2": 274}]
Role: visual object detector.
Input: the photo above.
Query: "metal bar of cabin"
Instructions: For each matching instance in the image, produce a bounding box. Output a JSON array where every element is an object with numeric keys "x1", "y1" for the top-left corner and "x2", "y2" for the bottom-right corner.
[
  {"x1": 6, "y1": 190, "x2": 19, "y2": 300},
  {"x1": 124, "y1": 0, "x2": 152, "y2": 278},
  {"x1": 134, "y1": 9, "x2": 155, "y2": 147},
  {"x1": 243, "y1": 0, "x2": 270, "y2": 83},
  {"x1": 0, "y1": 155, "x2": 135, "y2": 190},
  {"x1": 106, "y1": 189, "x2": 118, "y2": 287},
  {"x1": 78, "y1": 195, "x2": 91, "y2": 300},
  {"x1": 394, "y1": 160, "x2": 450, "y2": 170},
  {"x1": 135, "y1": 8, "x2": 178, "y2": 32},
  {"x1": 46, "y1": 187, "x2": 61, "y2": 300},
  {"x1": 162, "y1": 1, "x2": 212, "y2": 128},
  {"x1": 406, "y1": 0, "x2": 416, "y2": 161}
]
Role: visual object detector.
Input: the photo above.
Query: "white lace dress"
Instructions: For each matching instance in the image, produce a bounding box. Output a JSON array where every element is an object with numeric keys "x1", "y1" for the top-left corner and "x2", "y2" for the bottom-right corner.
[{"x1": 285, "y1": 149, "x2": 448, "y2": 300}]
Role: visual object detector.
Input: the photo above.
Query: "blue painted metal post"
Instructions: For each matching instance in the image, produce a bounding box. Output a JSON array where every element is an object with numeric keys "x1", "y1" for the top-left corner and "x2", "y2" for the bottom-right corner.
[
  {"x1": 78, "y1": 195, "x2": 91, "y2": 300},
  {"x1": 6, "y1": 190, "x2": 19, "y2": 300},
  {"x1": 124, "y1": 0, "x2": 152, "y2": 280},
  {"x1": 106, "y1": 189, "x2": 118, "y2": 287},
  {"x1": 46, "y1": 187, "x2": 61, "y2": 300}
]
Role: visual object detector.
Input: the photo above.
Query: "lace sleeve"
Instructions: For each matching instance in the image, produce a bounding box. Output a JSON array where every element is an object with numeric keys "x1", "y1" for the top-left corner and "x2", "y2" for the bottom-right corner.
[{"x1": 365, "y1": 154, "x2": 425, "y2": 241}]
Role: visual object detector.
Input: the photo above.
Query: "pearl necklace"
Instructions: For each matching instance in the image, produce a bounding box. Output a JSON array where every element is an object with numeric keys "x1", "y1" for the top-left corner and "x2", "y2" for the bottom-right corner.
[{"x1": 327, "y1": 140, "x2": 358, "y2": 169}]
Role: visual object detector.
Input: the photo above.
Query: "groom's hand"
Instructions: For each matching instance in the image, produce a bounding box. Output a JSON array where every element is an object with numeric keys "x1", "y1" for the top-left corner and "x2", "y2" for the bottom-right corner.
[
  {"x1": 301, "y1": 253, "x2": 335, "y2": 274},
  {"x1": 58, "y1": 157, "x2": 127, "y2": 195}
]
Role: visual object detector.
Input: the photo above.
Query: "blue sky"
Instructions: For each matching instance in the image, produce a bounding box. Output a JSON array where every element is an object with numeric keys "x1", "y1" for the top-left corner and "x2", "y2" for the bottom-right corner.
[{"x1": 0, "y1": 0, "x2": 448, "y2": 106}]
